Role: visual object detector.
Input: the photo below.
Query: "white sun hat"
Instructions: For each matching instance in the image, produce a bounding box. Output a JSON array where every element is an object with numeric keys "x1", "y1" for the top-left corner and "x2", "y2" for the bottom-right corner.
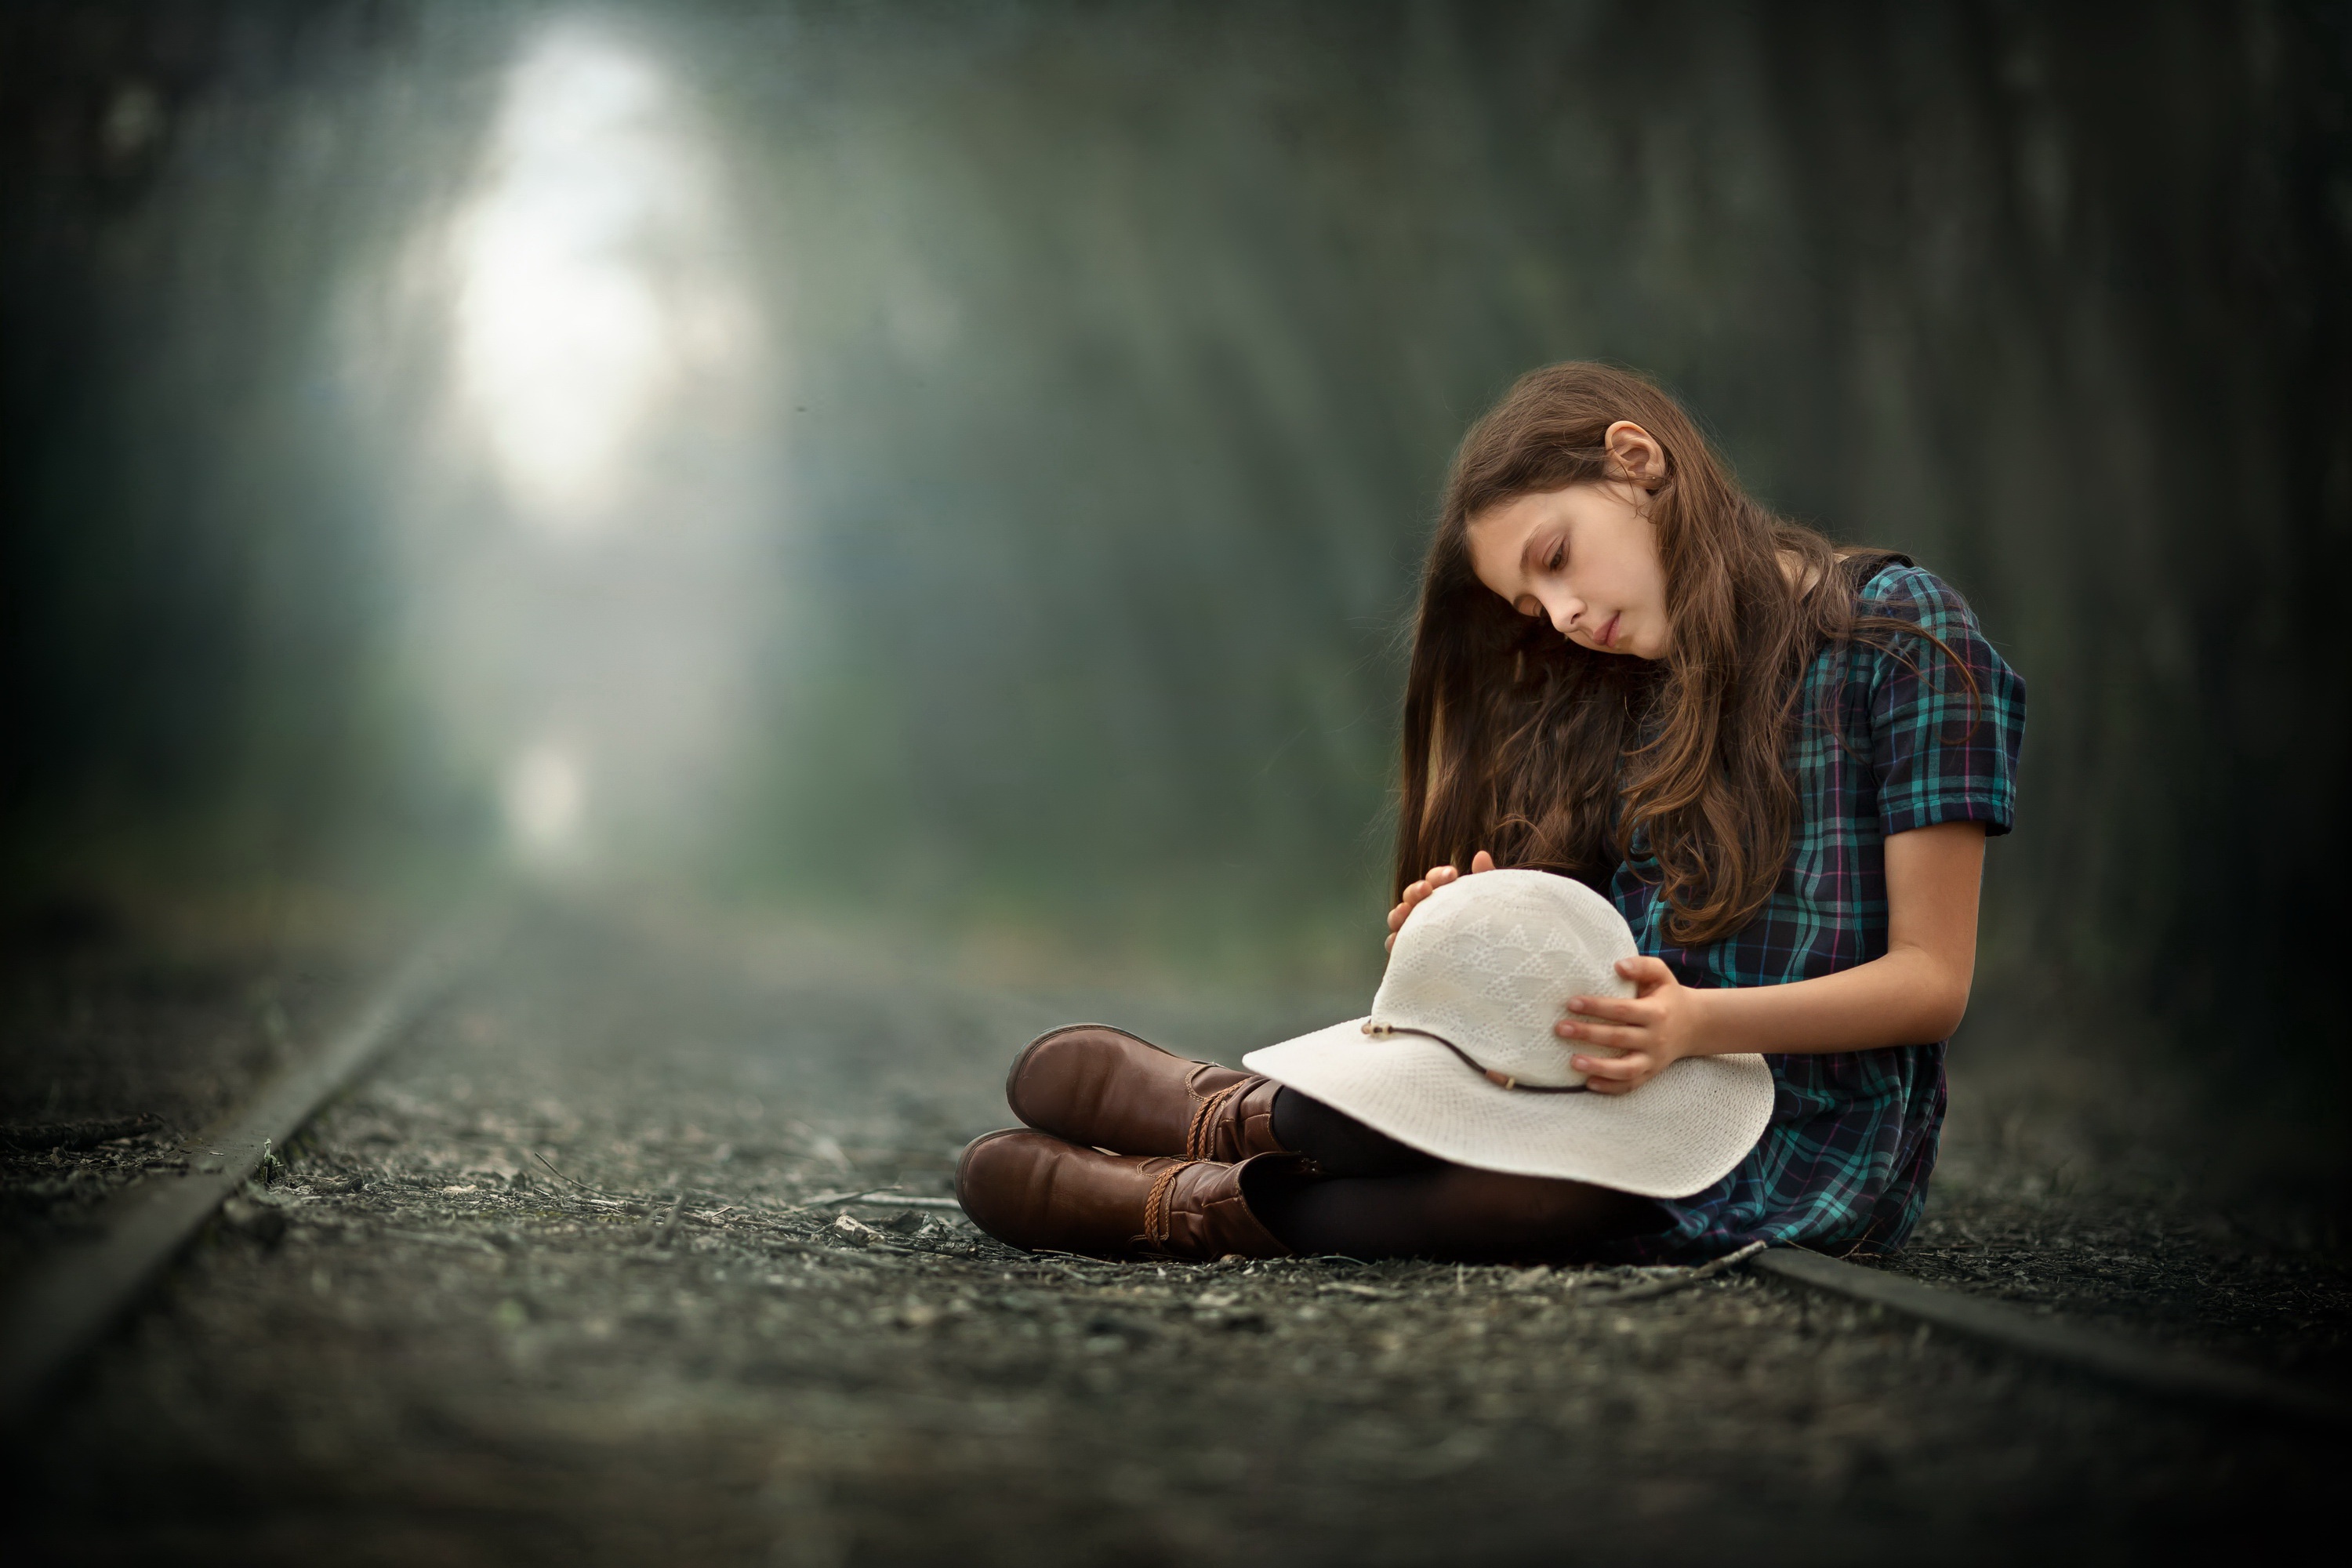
[{"x1": 1242, "y1": 869, "x2": 1774, "y2": 1199}]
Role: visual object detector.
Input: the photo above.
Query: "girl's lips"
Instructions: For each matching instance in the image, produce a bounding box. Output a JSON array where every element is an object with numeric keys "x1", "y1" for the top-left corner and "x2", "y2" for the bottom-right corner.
[{"x1": 1596, "y1": 613, "x2": 1621, "y2": 649}]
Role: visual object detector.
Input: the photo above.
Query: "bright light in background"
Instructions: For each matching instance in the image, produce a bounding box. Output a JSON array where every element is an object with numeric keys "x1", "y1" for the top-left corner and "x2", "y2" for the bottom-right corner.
[
  {"x1": 358, "y1": 19, "x2": 778, "y2": 875},
  {"x1": 503, "y1": 740, "x2": 586, "y2": 857},
  {"x1": 451, "y1": 28, "x2": 753, "y2": 534}
]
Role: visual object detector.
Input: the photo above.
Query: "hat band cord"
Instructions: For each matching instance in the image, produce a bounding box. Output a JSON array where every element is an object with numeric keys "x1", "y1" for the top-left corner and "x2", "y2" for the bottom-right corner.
[{"x1": 1360, "y1": 1023, "x2": 1592, "y2": 1094}]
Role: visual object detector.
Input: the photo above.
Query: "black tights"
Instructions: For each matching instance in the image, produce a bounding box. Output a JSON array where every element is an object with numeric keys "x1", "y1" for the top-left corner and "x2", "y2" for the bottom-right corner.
[{"x1": 1243, "y1": 1088, "x2": 1664, "y2": 1262}]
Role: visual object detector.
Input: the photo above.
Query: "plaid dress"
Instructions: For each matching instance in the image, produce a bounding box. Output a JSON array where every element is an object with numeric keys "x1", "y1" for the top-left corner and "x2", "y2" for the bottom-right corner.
[{"x1": 1601, "y1": 559, "x2": 2025, "y2": 1262}]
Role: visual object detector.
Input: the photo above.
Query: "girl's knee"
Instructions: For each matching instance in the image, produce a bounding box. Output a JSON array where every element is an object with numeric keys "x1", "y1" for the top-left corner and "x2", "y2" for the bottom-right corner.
[{"x1": 1269, "y1": 1087, "x2": 1436, "y2": 1177}]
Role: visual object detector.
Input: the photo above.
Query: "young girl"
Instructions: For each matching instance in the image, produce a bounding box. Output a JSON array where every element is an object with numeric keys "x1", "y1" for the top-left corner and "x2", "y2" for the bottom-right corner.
[{"x1": 956, "y1": 361, "x2": 2025, "y2": 1265}]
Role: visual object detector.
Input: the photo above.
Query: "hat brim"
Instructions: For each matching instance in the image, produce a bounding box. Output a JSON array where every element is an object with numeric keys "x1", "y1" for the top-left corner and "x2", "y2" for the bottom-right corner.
[{"x1": 1243, "y1": 1017, "x2": 1774, "y2": 1200}]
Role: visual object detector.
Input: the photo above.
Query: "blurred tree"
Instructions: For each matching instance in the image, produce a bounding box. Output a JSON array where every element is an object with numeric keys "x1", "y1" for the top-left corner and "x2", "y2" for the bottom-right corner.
[{"x1": 2, "y1": 2, "x2": 2344, "y2": 1078}]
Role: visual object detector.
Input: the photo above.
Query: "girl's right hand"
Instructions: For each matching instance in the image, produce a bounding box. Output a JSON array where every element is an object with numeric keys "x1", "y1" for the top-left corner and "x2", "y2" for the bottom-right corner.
[{"x1": 1385, "y1": 850, "x2": 1497, "y2": 952}]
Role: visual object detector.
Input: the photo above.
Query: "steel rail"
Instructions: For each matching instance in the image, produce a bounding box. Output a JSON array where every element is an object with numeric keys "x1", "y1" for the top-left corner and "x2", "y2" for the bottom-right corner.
[
  {"x1": 1750, "y1": 1245, "x2": 2351, "y2": 1432},
  {"x1": 0, "y1": 913, "x2": 485, "y2": 1424}
]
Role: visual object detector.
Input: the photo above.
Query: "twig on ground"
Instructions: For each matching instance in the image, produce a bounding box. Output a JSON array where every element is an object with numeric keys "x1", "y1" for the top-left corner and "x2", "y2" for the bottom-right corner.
[
  {"x1": 532, "y1": 1150, "x2": 632, "y2": 1200},
  {"x1": 1319, "y1": 1282, "x2": 1403, "y2": 1300},
  {"x1": 650, "y1": 1192, "x2": 685, "y2": 1248},
  {"x1": 1600, "y1": 1240, "x2": 1769, "y2": 1305},
  {"x1": 804, "y1": 1188, "x2": 962, "y2": 1211}
]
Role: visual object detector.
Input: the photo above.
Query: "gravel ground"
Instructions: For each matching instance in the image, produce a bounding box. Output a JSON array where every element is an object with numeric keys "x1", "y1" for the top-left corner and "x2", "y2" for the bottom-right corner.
[
  {"x1": 0, "y1": 892, "x2": 371, "y2": 1285},
  {"x1": 4, "y1": 897, "x2": 2348, "y2": 1564}
]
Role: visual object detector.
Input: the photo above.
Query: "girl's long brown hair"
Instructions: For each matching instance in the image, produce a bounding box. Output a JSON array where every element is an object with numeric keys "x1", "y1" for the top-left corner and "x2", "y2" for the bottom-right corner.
[{"x1": 1396, "y1": 361, "x2": 1944, "y2": 947}]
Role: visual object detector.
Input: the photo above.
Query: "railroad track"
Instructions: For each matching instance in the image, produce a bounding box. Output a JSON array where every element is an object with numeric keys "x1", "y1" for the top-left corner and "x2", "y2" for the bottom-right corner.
[
  {"x1": 0, "y1": 912, "x2": 488, "y2": 1424},
  {"x1": 2, "y1": 910, "x2": 2342, "y2": 1437},
  {"x1": 1747, "y1": 1247, "x2": 2348, "y2": 1432}
]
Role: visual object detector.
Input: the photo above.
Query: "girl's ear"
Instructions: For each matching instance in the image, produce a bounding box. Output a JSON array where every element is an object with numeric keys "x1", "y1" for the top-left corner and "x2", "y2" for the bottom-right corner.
[{"x1": 1602, "y1": 420, "x2": 1668, "y2": 488}]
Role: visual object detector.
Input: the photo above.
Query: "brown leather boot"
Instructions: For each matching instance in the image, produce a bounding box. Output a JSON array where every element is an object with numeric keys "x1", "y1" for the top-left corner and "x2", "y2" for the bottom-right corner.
[
  {"x1": 954, "y1": 1128, "x2": 1294, "y2": 1261},
  {"x1": 1005, "y1": 1024, "x2": 1290, "y2": 1161}
]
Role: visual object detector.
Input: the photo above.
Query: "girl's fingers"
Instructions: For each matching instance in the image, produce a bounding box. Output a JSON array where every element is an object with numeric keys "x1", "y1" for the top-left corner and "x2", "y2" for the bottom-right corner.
[
  {"x1": 1559, "y1": 1022, "x2": 1642, "y2": 1052},
  {"x1": 1571, "y1": 1053, "x2": 1646, "y2": 1081},
  {"x1": 1617, "y1": 955, "x2": 1675, "y2": 989},
  {"x1": 1572, "y1": 1050, "x2": 1647, "y2": 1076},
  {"x1": 1391, "y1": 881, "x2": 1434, "y2": 923},
  {"x1": 1389, "y1": 855, "x2": 1502, "y2": 949},
  {"x1": 1561, "y1": 996, "x2": 1646, "y2": 1024},
  {"x1": 1573, "y1": 1054, "x2": 1650, "y2": 1093}
]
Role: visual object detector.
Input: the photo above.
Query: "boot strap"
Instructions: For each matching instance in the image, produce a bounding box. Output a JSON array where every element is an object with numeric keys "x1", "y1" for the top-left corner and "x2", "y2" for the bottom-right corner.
[
  {"x1": 1185, "y1": 1083, "x2": 1242, "y2": 1161},
  {"x1": 1140, "y1": 1163, "x2": 1186, "y2": 1247}
]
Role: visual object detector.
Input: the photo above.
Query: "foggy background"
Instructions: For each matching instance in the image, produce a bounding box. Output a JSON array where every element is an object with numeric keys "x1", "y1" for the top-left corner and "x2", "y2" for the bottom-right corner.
[{"x1": 4, "y1": 2, "x2": 2346, "y2": 1125}]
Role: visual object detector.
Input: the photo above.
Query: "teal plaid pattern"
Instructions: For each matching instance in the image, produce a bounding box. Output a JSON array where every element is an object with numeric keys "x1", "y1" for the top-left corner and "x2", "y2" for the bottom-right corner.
[{"x1": 1602, "y1": 562, "x2": 2025, "y2": 1261}]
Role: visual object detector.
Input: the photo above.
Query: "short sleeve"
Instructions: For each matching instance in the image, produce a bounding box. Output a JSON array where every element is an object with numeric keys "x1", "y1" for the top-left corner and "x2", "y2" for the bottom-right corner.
[{"x1": 1859, "y1": 566, "x2": 2026, "y2": 837}]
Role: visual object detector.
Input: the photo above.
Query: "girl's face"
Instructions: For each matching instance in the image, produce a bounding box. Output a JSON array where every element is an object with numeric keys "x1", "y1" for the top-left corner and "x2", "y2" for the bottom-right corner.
[{"x1": 1465, "y1": 477, "x2": 1670, "y2": 661}]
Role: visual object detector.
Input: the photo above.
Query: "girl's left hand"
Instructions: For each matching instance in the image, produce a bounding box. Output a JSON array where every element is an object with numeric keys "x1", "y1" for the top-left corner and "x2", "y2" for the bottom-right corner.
[
  {"x1": 1385, "y1": 850, "x2": 1497, "y2": 953},
  {"x1": 1557, "y1": 956, "x2": 1711, "y2": 1095}
]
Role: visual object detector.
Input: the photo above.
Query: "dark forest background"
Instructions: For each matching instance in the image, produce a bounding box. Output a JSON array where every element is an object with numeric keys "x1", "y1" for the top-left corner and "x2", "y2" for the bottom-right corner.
[{"x1": 4, "y1": 3, "x2": 2347, "y2": 1110}]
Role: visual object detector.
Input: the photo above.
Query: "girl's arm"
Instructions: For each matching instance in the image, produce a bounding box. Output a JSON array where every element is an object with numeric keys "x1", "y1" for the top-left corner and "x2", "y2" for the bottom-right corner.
[{"x1": 1558, "y1": 820, "x2": 1986, "y2": 1094}]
